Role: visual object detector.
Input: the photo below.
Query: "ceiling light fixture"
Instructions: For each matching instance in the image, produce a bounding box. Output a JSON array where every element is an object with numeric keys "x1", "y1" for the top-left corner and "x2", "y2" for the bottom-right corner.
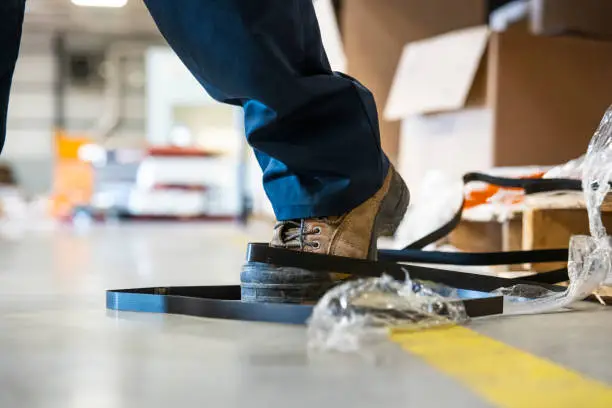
[{"x1": 71, "y1": 0, "x2": 128, "y2": 8}]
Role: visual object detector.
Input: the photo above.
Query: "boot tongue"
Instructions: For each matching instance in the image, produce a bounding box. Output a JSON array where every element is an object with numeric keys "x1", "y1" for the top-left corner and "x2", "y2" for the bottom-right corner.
[
  {"x1": 281, "y1": 221, "x2": 302, "y2": 244},
  {"x1": 272, "y1": 220, "x2": 303, "y2": 248}
]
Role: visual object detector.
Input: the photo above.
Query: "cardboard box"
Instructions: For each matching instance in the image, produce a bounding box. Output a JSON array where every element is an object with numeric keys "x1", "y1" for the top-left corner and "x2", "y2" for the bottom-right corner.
[
  {"x1": 385, "y1": 23, "x2": 612, "y2": 192},
  {"x1": 531, "y1": 0, "x2": 612, "y2": 40},
  {"x1": 341, "y1": 0, "x2": 486, "y2": 163}
]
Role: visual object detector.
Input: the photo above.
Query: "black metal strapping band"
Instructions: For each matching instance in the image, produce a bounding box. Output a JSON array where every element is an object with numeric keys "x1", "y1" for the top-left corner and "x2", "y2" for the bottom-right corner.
[{"x1": 108, "y1": 174, "x2": 584, "y2": 324}]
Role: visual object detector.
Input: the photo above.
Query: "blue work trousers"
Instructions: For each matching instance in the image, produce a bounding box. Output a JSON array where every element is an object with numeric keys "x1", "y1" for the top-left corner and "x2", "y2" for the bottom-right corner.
[{"x1": 1, "y1": 0, "x2": 388, "y2": 220}]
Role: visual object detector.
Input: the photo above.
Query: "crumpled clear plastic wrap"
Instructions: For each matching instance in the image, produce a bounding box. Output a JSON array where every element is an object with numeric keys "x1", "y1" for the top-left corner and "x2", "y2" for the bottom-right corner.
[
  {"x1": 392, "y1": 171, "x2": 464, "y2": 249},
  {"x1": 496, "y1": 106, "x2": 612, "y2": 314},
  {"x1": 581, "y1": 105, "x2": 612, "y2": 287},
  {"x1": 496, "y1": 235, "x2": 611, "y2": 315},
  {"x1": 543, "y1": 155, "x2": 585, "y2": 180},
  {"x1": 308, "y1": 107, "x2": 612, "y2": 351},
  {"x1": 583, "y1": 107, "x2": 612, "y2": 239},
  {"x1": 493, "y1": 284, "x2": 555, "y2": 300},
  {"x1": 307, "y1": 274, "x2": 468, "y2": 352}
]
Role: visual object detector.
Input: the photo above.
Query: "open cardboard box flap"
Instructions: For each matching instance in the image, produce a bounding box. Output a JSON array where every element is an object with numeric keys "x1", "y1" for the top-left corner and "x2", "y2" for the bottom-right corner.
[{"x1": 384, "y1": 25, "x2": 490, "y2": 120}]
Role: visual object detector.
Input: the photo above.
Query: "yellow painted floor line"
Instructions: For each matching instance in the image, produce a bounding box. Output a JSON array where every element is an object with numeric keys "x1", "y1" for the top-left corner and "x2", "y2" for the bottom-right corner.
[{"x1": 390, "y1": 326, "x2": 612, "y2": 408}]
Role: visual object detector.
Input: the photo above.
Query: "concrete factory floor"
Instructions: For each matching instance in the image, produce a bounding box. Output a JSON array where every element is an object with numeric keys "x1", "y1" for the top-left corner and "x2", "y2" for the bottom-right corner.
[{"x1": 0, "y1": 222, "x2": 611, "y2": 408}]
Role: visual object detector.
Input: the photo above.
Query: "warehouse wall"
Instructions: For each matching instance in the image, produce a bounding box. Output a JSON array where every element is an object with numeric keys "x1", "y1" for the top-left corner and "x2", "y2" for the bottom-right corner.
[
  {"x1": 5, "y1": 29, "x2": 148, "y2": 195},
  {"x1": 4, "y1": 31, "x2": 55, "y2": 194}
]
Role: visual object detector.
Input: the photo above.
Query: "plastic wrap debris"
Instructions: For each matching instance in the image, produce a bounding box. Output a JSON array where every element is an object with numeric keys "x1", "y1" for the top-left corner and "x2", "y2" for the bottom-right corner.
[
  {"x1": 493, "y1": 284, "x2": 555, "y2": 300},
  {"x1": 496, "y1": 106, "x2": 612, "y2": 314},
  {"x1": 497, "y1": 235, "x2": 611, "y2": 315},
  {"x1": 543, "y1": 155, "x2": 585, "y2": 180},
  {"x1": 583, "y1": 107, "x2": 612, "y2": 239},
  {"x1": 581, "y1": 105, "x2": 612, "y2": 287},
  {"x1": 393, "y1": 168, "x2": 549, "y2": 248},
  {"x1": 466, "y1": 169, "x2": 547, "y2": 220},
  {"x1": 392, "y1": 171, "x2": 463, "y2": 249},
  {"x1": 310, "y1": 108, "x2": 612, "y2": 352},
  {"x1": 307, "y1": 274, "x2": 467, "y2": 352}
]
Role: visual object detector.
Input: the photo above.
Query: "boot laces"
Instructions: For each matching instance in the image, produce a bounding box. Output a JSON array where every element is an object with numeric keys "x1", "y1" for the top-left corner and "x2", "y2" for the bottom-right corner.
[{"x1": 274, "y1": 219, "x2": 322, "y2": 250}]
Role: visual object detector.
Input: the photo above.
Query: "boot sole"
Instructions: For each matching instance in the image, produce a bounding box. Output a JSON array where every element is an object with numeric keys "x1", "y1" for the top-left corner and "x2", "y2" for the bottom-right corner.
[{"x1": 240, "y1": 169, "x2": 410, "y2": 304}]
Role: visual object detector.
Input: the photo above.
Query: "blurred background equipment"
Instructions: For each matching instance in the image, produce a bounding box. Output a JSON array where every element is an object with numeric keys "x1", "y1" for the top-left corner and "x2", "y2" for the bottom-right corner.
[{"x1": 4, "y1": 0, "x2": 612, "y2": 237}]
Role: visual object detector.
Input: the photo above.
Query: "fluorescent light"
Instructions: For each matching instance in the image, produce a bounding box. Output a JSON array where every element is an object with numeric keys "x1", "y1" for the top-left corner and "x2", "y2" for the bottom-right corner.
[{"x1": 71, "y1": 0, "x2": 128, "y2": 8}]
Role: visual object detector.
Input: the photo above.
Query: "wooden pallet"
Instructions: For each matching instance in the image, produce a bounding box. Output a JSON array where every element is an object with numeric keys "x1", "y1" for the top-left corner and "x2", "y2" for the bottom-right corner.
[
  {"x1": 449, "y1": 192, "x2": 612, "y2": 303},
  {"x1": 523, "y1": 192, "x2": 612, "y2": 271}
]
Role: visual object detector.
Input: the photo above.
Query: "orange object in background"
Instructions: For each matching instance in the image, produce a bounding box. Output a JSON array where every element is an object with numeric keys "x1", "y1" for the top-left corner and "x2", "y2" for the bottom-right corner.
[
  {"x1": 463, "y1": 172, "x2": 546, "y2": 210},
  {"x1": 50, "y1": 130, "x2": 95, "y2": 218}
]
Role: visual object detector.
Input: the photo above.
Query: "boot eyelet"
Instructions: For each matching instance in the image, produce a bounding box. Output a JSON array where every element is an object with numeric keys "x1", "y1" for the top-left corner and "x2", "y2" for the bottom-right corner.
[
  {"x1": 312, "y1": 241, "x2": 321, "y2": 249},
  {"x1": 313, "y1": 227, "x2": 322, "y2": 235}
]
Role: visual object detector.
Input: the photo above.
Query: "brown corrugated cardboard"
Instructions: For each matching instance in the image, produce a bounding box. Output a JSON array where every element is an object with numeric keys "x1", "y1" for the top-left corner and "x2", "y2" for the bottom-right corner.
[
  {"x1": 385, "y1": 25, "x2": 494, "y2": 189},
  {"x1": 386, "y1": 22, "x2": 612, "y2": 194},
  {"x1": 385, "y1": 26, "x2": 490, "y2": 119},
  {"x1": 341, "y1": 0, "x2": 486, "y2": 163},
  {"x1": 531, "y1": 0, "x2": 612, "y2": 39},
  {"x1": 491, "y1": 25, "x2": 612, "y2": 165}
]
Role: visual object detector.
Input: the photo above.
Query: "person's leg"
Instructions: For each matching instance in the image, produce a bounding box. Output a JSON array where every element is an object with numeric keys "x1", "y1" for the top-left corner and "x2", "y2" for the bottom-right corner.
[
  {"x1": 143, "y1": 0, "x2": 388, "y2": 221},
  {"x1": 0, "y1": 0, "x2": 26, "y2": 154},
  {"x1": 143, "y1": 0, "x2": 410, "y2": 303}
]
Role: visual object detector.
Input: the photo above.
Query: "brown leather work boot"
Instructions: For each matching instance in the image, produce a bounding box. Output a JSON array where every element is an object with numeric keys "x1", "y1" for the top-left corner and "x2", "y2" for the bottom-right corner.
[{"x1": 241, "y1": 166, "x2": 410, "y2": 303}]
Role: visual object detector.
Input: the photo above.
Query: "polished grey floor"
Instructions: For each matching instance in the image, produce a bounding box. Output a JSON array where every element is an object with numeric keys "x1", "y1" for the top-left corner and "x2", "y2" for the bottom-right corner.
[{"x1": 0, "y1": 222, "x2": 611, "y2": 408}]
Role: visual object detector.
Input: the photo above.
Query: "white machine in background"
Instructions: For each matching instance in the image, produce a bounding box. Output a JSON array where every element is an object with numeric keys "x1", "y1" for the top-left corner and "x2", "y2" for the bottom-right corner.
[
  {"x1": 142, "y1": 45, "x2": 245, "y2": 219},
  {"x1": 128, "y1": 149, "x2": 240, "y2": 218}
]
